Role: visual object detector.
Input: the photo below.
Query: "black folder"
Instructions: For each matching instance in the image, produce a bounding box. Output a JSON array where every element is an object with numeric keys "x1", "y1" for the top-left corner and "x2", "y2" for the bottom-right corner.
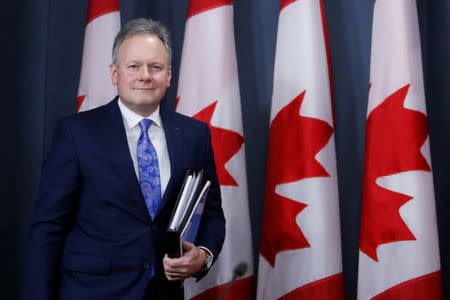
[{"x1": 166, "y1": 170, "x2": 210, "y2": 258}]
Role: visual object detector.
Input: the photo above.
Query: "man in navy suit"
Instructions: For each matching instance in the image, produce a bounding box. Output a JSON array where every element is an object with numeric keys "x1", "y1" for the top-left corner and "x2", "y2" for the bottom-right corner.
[{"x1": 25, "y1": 18, "x2": 225, "y2": 300}]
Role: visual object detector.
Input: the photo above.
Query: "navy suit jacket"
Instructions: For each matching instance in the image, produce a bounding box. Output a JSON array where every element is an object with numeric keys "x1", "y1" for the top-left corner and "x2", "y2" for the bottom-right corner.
[{"x1": 25, "y1": 98, "x2": 226, "y2": 300}]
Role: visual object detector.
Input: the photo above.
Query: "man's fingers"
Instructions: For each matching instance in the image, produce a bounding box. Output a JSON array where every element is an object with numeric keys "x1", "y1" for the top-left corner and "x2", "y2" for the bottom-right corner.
[
  {"x1": 163, "y1": 257, "x2": 189, "y2": 275},
  {"x1": 163, "y1": 254, "x2": 184, "y2": 268},
  {"x1": 163, "y1": 245, "x2": 204, "y2": 279},
  {"x1": 165, "y1": 269, "x2": 188, "y2": 281},
  {"x1": 182, "y1": 241, "x2": 195, "y2": 251},
  {"x1": 164, "y1": 265, "x2": 187, "y2": 274},
  {"x1": 165, "y1": 273, "x2": 177, "y2": 281},
  {"x1": 165, "y1": 273, "x2": 185, "y2": 282},
  {"x1": 165, "y1": 271, "x2": 181, "y2": 277}
]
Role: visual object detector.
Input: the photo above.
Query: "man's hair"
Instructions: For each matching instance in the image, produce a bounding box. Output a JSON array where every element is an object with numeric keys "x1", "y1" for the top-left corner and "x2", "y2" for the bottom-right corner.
[{"x1": 112, "y1": 18, "x2": 172, "y2": 66}]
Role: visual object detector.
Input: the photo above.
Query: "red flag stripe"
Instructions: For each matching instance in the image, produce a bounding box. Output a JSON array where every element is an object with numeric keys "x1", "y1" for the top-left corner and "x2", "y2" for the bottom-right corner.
[
  {"x1": 189, "y1": 275, "x2": 254, "y2": 300},
  {"x1": 372, "y1": 271, "x2": 443, "y2": 300},
  {"x1": 280, "y1": 0, "x2": 297, "y2": 11},
  {"x1": 86, "y1": 0, "x2": 120, "y2": 24},
  {"x1": 187, "y1": 0, "x2": 233, "y2": 19},
  {"x1": 279, "y1": 273, "x2": 345, "y2": 300}
]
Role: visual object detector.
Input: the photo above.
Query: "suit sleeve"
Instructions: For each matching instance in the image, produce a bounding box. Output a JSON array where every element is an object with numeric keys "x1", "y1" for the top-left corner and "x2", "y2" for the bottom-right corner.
[
  {"x1": 194, "y1": 124, "x2": 226, "y2": 273},
  {"x1": 24, "y1": 118, "x2": 80, "y2": 300}
]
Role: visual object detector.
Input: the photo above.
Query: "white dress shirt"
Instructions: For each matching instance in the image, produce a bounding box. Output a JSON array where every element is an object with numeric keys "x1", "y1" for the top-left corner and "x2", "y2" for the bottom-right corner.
[{"x1": 118, "y1": 99, "x2": 171, "y2": 197}]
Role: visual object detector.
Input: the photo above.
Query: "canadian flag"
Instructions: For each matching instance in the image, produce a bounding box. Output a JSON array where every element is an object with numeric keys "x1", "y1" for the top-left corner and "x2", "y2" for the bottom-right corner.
[
  {"x1": 176, "y1": 1, "x2": 254, "y2": 299},
  {"x1": 76, "y1": 0, "x2": 120, "y2": 112},
  {"x1": 257, "y1": 1, "x2": 344, "y2": 299},
  {"x1": 358, "y1": 1, "x2": 443, "y2": 299}
]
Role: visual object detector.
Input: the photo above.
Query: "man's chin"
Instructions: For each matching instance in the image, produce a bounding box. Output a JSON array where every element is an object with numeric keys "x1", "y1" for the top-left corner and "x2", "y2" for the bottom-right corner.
[
  {"x1": 137, "y1": 98, "x2": 162, "y2": 106},
  {"x1": 136, "y1": 100, "x2": 161, "y2": 113}
]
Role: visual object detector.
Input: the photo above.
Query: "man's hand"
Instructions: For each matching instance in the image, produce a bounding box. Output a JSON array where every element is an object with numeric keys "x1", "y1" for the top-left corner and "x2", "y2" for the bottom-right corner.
[{"x1": 163, "y1": 241, "x2": 207, "y2": 281}]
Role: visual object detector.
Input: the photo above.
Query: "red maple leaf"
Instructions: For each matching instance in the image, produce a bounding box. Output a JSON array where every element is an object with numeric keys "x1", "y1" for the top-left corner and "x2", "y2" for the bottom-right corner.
[
  {"x1": 192, "y1": 101, "x2": 244, "y2": 186},
  {"x1": 360, "y1": 84, "x2": 431, "y2": 261},
  {"x1": 260, "y1": 91, "x2": 334, "y2": 267}
]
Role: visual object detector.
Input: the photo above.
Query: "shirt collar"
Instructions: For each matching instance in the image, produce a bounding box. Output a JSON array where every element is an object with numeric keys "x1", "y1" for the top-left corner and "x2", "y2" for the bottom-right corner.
[{"x1": 118, "y1": 98, "x2": 162, "y2": 130}]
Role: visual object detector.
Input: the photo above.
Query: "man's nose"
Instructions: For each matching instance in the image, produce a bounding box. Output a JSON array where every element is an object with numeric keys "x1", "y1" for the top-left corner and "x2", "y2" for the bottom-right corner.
[{"x1": 140, "y1": 67, "x2": 152, "y2": 81}]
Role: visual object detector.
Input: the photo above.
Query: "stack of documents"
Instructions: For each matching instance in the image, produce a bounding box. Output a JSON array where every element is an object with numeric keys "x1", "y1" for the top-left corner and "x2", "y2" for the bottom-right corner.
[{"x1": 167, "y1": 170, "x2": 211, "y2": 258}]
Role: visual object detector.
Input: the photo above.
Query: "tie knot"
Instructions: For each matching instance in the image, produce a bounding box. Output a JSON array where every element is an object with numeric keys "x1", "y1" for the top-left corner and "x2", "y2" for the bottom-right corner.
[{"x1": 139, "y1": 119, "x2": 153, "y2": 132}]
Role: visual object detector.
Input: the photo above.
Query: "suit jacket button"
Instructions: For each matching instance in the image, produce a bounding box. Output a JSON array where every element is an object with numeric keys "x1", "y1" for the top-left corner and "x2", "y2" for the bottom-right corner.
[{"x1": 144, "y1": 261, "x2": 150, "y2": 270}]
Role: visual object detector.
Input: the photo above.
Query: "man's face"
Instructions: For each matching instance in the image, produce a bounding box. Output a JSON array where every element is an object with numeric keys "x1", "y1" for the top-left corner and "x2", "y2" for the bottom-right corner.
[{"x1": 110, "y1": 34, "x2": 171, "y2": 116}]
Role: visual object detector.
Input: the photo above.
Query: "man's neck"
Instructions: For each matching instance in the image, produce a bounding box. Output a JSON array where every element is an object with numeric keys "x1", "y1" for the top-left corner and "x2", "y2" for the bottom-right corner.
[{"x1": 118, "y1": 99, "x2": 159, "y2": 118}]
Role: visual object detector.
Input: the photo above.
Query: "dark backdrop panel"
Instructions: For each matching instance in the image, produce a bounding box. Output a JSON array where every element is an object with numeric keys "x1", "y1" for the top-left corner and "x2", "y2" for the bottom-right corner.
[
  {"x1": 3, "y1": 0, "x2": 449, "y2": 299},
  {"x1": 418, "y1": 0, "x2": 450, "y2": 293},
  {"x1": 324, "y1": 1, "x2": 373, "y2": 297},
  {"x1": 234, "y1": 0, "x2": 279, "y2": 265},
  {"x1": 1, "y1": 1, "x2": 25, "y2": 298}
]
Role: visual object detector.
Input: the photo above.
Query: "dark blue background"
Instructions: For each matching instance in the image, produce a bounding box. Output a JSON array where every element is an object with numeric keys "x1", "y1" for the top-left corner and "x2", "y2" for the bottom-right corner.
[{"x1": 2, "y1": 0, "x2": 449, "y2": 299}]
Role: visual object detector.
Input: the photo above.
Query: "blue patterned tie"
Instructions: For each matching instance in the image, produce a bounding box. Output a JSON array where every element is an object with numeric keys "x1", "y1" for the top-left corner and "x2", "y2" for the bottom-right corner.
[{"x1": 138, "y1": 119, "x2": 161, "y2": 220}]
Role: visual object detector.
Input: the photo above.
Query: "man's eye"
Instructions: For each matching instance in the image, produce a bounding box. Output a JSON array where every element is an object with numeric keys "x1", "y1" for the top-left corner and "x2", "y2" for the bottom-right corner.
[
  {"x1": 128, "y1": 65, "x2": 139, "y2": 70},
  {"x1": 150, "y1": 65, "x2": 162, "y2": 71}
]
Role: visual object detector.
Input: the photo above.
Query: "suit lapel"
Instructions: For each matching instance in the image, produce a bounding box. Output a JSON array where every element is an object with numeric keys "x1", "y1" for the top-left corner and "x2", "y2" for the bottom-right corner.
[
  {"x1": 104, "y1": 99, "x2": 152, "y2": 224},
  {"x1": 156, "y1": 109, "x2": 183, "y2": 216}
]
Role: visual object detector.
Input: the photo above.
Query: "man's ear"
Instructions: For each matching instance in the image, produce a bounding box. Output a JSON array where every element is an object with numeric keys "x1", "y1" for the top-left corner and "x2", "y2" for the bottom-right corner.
[
  {"x1": 110, "y1": 64, "x2": 118, "y2": 85},
  {"x1": 167, "y1": 67, "x2": 172, "y2": 87}
]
